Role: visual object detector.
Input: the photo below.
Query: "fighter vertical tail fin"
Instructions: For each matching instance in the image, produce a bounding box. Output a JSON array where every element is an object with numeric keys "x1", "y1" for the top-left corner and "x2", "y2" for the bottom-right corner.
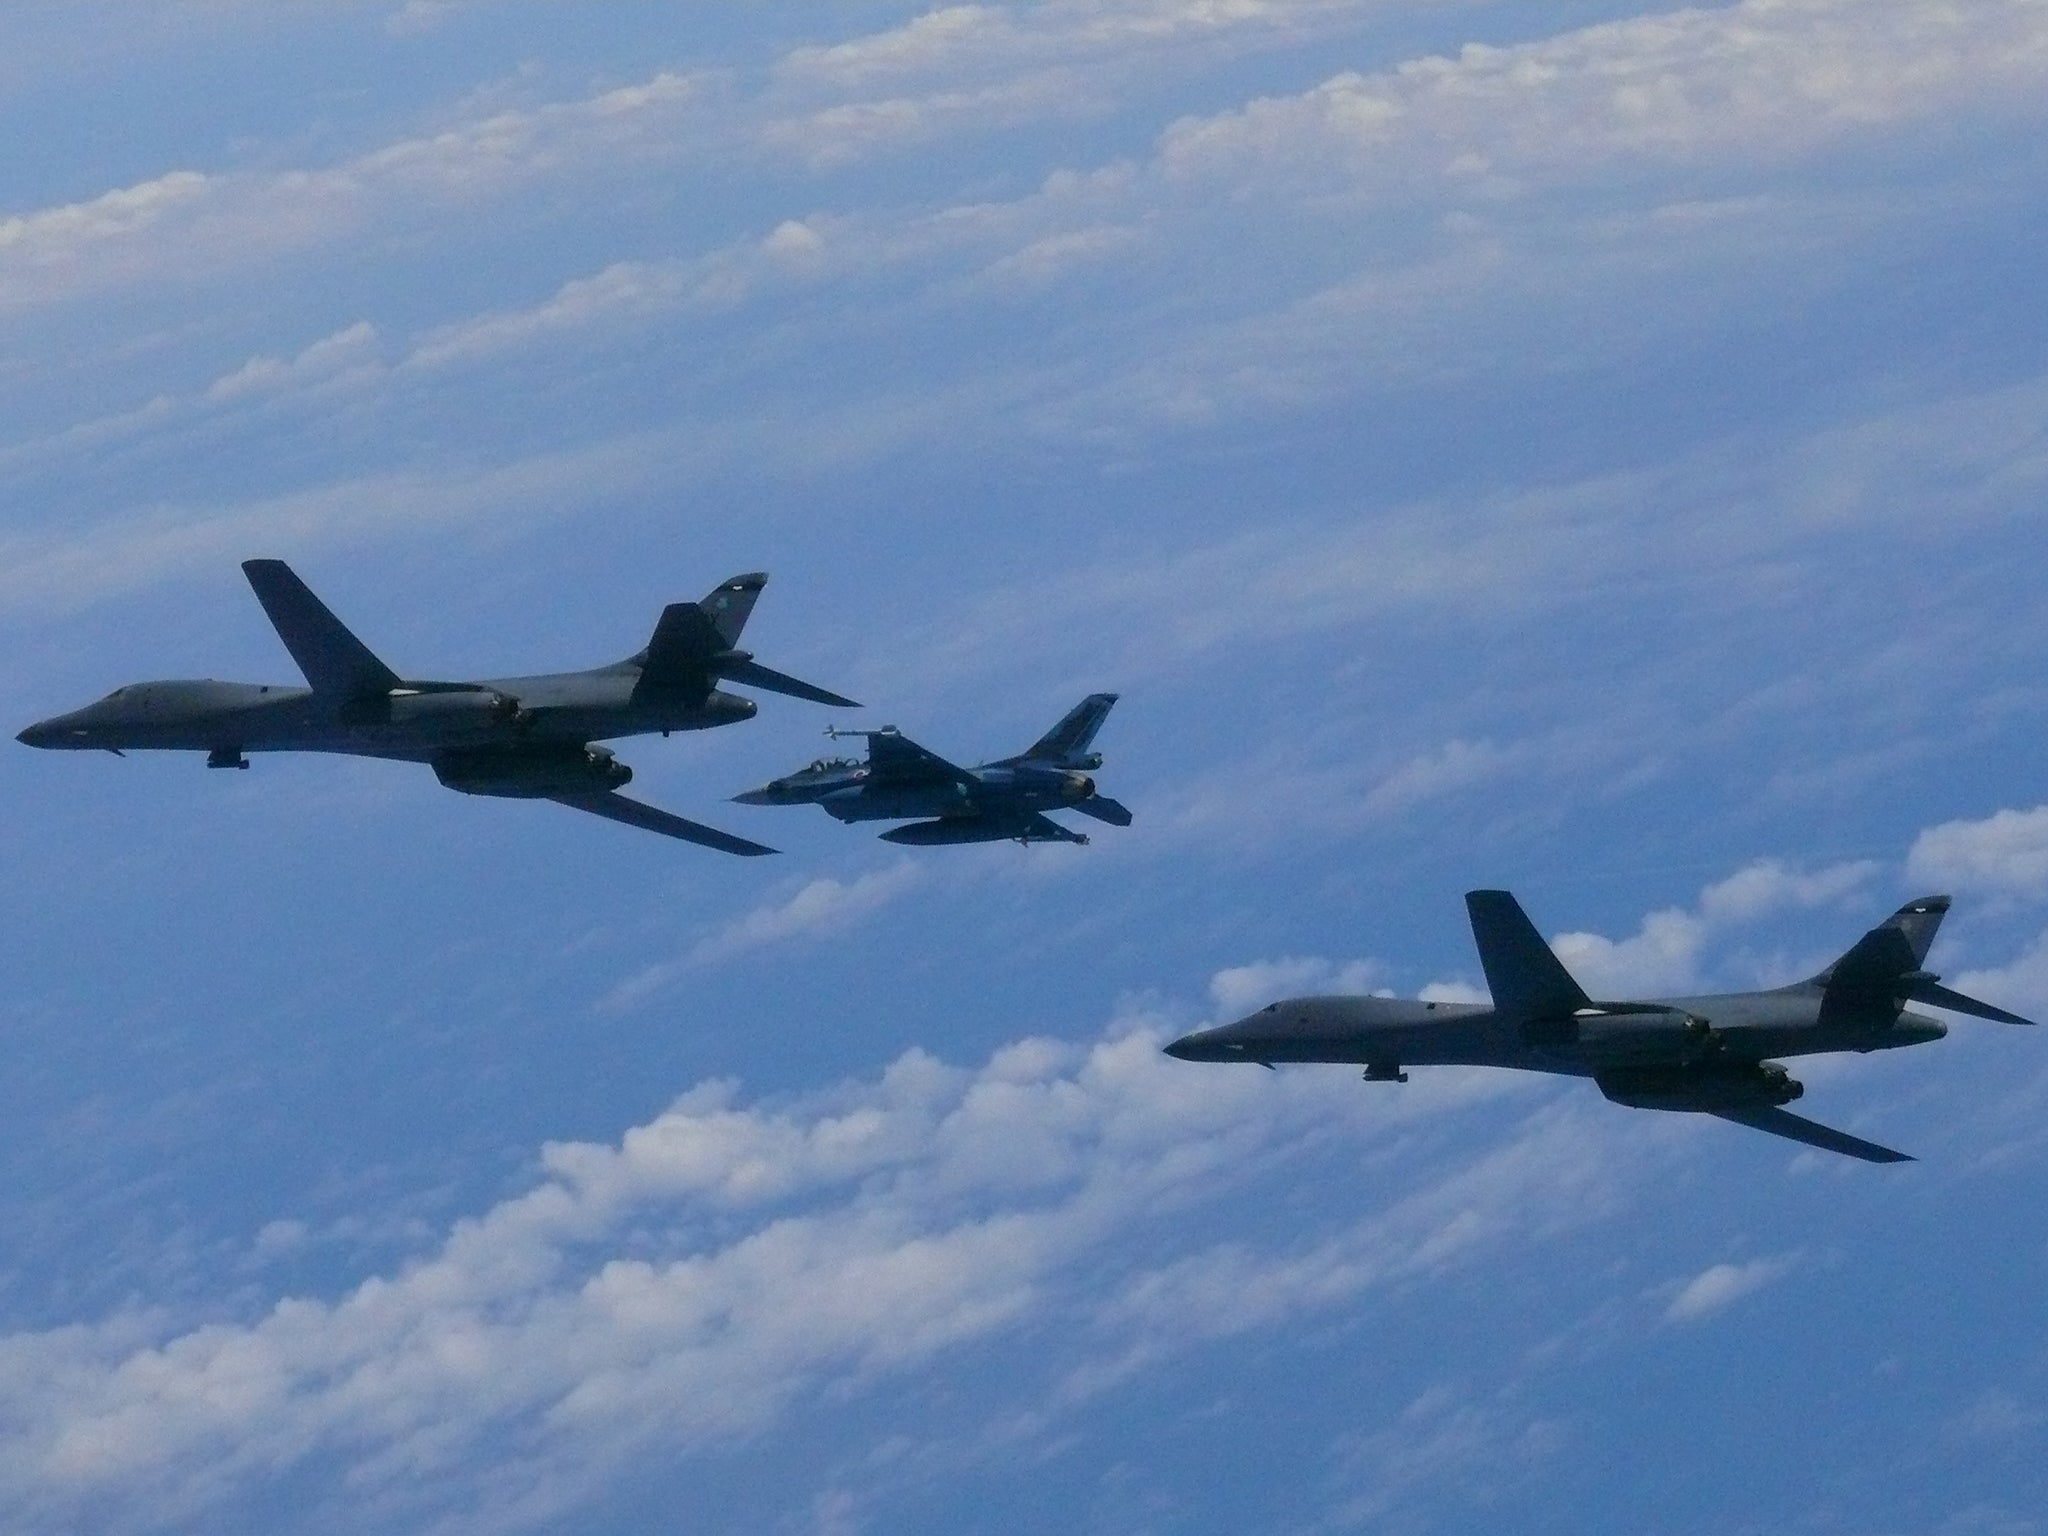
[{"x1": 1017, "y1": 693, "x2": 1118, "y2": 766}]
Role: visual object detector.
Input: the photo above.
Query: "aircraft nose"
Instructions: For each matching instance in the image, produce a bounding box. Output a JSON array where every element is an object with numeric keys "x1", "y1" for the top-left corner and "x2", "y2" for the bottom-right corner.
[
  {"x1": 16, "y1": 719, "x2": 56, "y2": 748},
  {"x1": 730, "y1": 784, "x2": 779, "y2": 806},
  {"x1": 1163, "y1": 1028, "x2": 1239, "y2": 1061}
]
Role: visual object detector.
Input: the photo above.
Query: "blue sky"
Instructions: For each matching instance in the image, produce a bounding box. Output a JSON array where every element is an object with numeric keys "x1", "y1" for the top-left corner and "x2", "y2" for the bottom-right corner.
[{"x1": 4, "y1": 3, "x2": 2048, "y2": 1532}]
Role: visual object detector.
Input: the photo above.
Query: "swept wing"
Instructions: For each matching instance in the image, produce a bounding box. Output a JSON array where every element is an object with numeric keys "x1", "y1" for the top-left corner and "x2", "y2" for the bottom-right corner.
[
  {"x1": 243, "y1": 558, "x2": 401, "y2": 701},
  {"x1": 550, "y1": 791, "x2": 775, "y2": 855},
  {"x1": 1464, "y1": 890, "x2": 1593, "y2": 1020},
  {"x1": 1014, "y1": 810, "x2": 1088, "y2": 844},
  {"x1": 1710, "y1": 1106, "x2": 1912, "y2": 1164},
  {"x1": 865, "y1": 729, "x2": 980, "y2": 788}
]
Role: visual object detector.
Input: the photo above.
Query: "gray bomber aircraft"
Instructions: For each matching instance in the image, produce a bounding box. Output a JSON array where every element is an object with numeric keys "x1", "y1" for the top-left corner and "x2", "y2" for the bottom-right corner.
[
  {"x1": 16, "y1": 559, "x2": 858, "y2": 855},
  {"x1": 1164, "y1": 890, "x2": 2035, "y2": 1162},
  {"x1": 733, "y1": 693, "x2": 1130, "y2": 845}
]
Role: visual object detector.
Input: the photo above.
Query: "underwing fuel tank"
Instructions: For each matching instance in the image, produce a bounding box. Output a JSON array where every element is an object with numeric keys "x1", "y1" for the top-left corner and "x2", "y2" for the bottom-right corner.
[
  {"x1": 1595, "y1": 1060, "x2": 1802, "y2": 1112},
  {"x1": 877, "y1": 818, "x2": 1015, "y2": 846},
  {"x1": 432, "y1": 744, "x2": 631, "y2": 798}
]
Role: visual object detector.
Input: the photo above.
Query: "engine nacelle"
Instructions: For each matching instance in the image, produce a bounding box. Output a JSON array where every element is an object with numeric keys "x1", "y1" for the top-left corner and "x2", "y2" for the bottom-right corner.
[
  {"x1": 1595, "y1": 1061, "x2": 1802, "y2": 1113},
  {"x1": 432, "y1": 744, "x2": 631, "y2": 799},
  {"x1": 374, "y1": 688, "x2": 527, "y2": 730},
  {"x1": 1523, "y1": 1007, "x2": 1714, "y2": 1061},
  {"x1": 1062, "y1": 772, "x2": 1096, "y2": 801}
]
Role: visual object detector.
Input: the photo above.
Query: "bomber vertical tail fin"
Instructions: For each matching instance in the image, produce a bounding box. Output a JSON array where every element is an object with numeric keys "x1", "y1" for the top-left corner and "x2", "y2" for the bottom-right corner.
[
  {"x1": 1812, "y1": 896, "x2": 1950, "y2": 1022},
  {"x1": 699, "y1": 572, "x2": 766, "y2": 649},
  {"x1": 631, "y1": 573, "x2": 858, "y2": 708}
]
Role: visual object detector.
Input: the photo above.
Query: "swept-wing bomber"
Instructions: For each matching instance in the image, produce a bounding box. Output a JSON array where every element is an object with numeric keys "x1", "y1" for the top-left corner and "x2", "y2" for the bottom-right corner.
[
  {"x1": 734, "y1": 693, "x2": 1129, "y2": 845},
  {"x1": 1165, "y1": 890, "x2": 2035, "y2": 1162},
  {"x1": 17, "y1": 559, "x2": 858, "y2": 854}
]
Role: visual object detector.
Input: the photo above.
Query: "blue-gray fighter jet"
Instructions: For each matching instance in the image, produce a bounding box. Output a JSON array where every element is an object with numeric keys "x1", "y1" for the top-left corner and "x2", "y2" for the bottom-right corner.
[
  {"x1": 17, "y1": 559, "x2": 858, "y2": 855},
  {"x1": 1165, "y1": 890, "x2": 2035, "y2": 1162},
  {"x1": 733, "y1": 693, "x2": 1129, "y2": 845}
]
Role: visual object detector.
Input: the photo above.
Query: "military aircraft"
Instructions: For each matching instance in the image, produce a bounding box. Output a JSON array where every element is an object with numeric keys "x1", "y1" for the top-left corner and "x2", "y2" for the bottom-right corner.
[
  {"x1": 1164, "y1": 890, "x2": 2035, "y2": 1162},
  {"x1": 16, "y1": 558, "x2": 858, "y2": 855},
  {"x1": 732, "y1": 693, "x2": 1130, "y2": 845}
]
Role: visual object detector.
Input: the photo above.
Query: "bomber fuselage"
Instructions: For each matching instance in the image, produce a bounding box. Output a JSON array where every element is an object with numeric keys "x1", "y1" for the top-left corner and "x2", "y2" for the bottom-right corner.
[
  {"x1": 1164, "y1": 988, "x2": 1947, "y2": 1077},
  {"x1": 15, "y1": 670, "x2": 755, "y2": 761}
]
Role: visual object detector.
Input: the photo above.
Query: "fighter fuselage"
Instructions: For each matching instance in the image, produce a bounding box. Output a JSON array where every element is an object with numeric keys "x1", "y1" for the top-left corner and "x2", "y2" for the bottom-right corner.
[{"x1": 735, "y1": 760, "x2": 1094, "y2": 822}]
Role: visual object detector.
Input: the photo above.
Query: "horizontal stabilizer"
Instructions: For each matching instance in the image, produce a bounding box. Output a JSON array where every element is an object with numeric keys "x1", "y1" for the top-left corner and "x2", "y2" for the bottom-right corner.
[
  {"x1": 1710, "y1": 1106, "x2": 1913, "y2": 1163},
  {"x1": 1464, "y1": 890, "x2": 1592, "y2": 1021},
  {"x1": 242, "y1": 559, "x2": 400, "y2": 702},
  {"x1": 1071, "y1": 795, "x2": 1133, "y2": 826},
  {"x1": 1905, "y1": 978, "x2": 2037, "y2": 1026},
  {"x1": 719, "y1": 659, "x2": 858, "y2": 709},
  {"x1": 550, "y1": 792, "x2": 776, "y2": 855}
]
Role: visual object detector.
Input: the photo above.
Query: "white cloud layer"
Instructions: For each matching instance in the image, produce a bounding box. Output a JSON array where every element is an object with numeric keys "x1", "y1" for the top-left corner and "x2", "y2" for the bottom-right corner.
[
  {"x1": 1209, "y1": 955, "x2": 1383, "y2": 1015},
  {"x1": 1158, "y1": 0, "x2": 2048, "y2": 190},
  {"x1": 1550, "y1": 859, "x2": 1877, "y2": 997},
  {"x1": 0, "y1": 1001, "x2": 1597, "y2": 1535},
  {"x1": 1908, "y1": 807, "x2": 2048, "y2": 901}
]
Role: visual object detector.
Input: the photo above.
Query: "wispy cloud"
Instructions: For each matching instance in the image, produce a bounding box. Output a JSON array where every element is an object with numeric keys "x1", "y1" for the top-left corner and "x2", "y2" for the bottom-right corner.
[
  {"x1": 600, "y1": 861, "x2": 926, "y2": 1011},
  {"x1": 0, "y1": 73, "x2": 706, "y2": 311},
  {"x1": 1663, "y1": 1254, "x2": 1798, "y2": 1322}
]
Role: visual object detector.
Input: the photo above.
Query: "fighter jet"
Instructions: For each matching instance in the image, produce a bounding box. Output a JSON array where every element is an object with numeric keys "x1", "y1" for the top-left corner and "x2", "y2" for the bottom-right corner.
[
  {"x1": 733, "y1": 693, "x2": 1129, "y2": 845},
  {"x1": 1164, "y1": 890, "x2": 2035, "y2": 1162},
  {"x1": 17, "y1": 558, "x2": 858, "y2": 855}
]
